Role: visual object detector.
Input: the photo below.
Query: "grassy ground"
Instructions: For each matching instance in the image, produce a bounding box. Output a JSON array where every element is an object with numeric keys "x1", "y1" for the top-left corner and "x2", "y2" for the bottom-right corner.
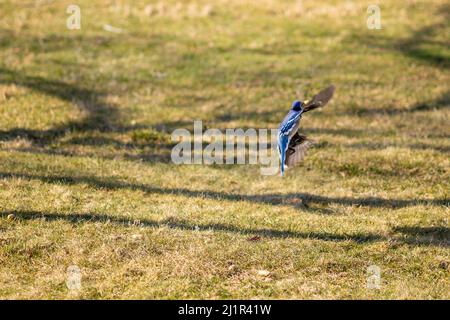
[{"x1": 0, "y1": 0, "x2": 449, "y2": 299}]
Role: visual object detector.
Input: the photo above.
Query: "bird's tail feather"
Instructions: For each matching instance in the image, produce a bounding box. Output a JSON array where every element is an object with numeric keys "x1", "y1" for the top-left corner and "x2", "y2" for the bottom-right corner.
[
  {"x1": 278, "y1": 135, "x2": 289, "y2": 177},
  {"x1": 280, "y1": 149, "x2": 285, "y2": 176}
]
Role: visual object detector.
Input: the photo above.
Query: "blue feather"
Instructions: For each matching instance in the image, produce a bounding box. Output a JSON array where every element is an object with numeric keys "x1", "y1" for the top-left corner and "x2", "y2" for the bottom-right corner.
[
  {"x1": 278, "y1": 134, "x2": 289, "y2": 176},
  {"x1": 277, "y1": 101, "x2": 304, "y2": 176}
]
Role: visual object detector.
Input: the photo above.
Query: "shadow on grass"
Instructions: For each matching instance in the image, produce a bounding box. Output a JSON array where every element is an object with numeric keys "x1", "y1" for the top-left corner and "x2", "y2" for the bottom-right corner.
[
  {"x1": 325, "y1": 141, "x2": 450, "y2": 153},
  {"x1": 1, "y1": 172, "x2": 448, "y2": 210},
  {"x1": 342, "y1": 89, "x2": 450, "y2": 116},
  {"x1": 2, "y1": 210, "x2": 449, "y2": 246},
  {"x1": 0, "y1": 65, "x2": 174, "y2": 161},
  {"x1": 340, "y1": 4, "x2": 449, "y2": 116},
  {"x1": 352, "y1": 3, "x2": 449, "y2": 70},
  {"x1": 0, "y1": 210, "x2": 382, "y2": 243},
  {"x1": 392, "y1": 226, "x2": 450, "y2": 247},
  {"x1": 396, "y1": 4, "x2": 450, "y2": 69},
  {"x1": 0, "y1": 66, "x2": 125, "y2": 143},
  {"x1": 0, "y1": 31, "x2": 172, "y2": 149}
]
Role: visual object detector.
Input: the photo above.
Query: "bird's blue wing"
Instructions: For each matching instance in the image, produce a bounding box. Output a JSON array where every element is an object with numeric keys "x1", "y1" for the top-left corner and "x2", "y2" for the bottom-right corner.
[
  {"x1": 278, "y1": 110, "x2": 302, "y2": 176},
  {"x1": 278, "y1": 110, "x2": 301, "y2": 137}
]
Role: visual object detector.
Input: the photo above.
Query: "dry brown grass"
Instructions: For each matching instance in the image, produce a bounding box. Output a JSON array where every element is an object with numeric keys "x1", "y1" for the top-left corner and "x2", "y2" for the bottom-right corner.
[{"x1": 0, "y1": 0, "x2": 448, "y2": 299}]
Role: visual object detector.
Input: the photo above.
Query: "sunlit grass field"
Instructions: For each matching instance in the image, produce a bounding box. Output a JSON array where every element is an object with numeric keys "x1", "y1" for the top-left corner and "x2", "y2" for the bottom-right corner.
[{"x1": 0, "y1": 0, "x2": 449, "y2": 299}]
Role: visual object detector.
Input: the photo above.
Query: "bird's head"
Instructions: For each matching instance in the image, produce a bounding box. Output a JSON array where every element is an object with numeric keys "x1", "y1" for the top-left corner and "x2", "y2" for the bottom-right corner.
[{"x1": 291, "y1": 100, "x2": 304, "y2": 112}]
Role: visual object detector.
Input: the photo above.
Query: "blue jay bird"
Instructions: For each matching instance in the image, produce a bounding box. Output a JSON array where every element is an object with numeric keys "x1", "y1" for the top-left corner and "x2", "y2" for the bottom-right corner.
[{"x1": 278, "y1": 85, "x2": 335, "y2": 176}]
